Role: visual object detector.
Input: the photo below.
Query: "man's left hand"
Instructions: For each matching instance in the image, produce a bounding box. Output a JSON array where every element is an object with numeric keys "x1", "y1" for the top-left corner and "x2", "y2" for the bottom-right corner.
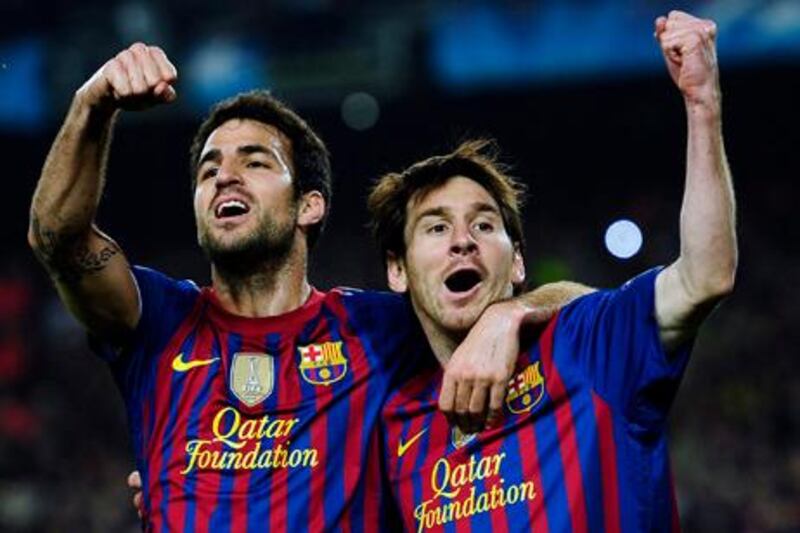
[{"x1": 438, "y1": 300, "x2": 557, "y2": 434}]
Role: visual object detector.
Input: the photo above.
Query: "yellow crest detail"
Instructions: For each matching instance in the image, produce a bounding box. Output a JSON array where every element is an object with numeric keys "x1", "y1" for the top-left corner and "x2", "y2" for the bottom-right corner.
[
  {"x1": 450, "y1": 426, "x2": 478, "y2": 449},
  {"x1": 230, "y1": 353, "x2": 275, "y2": 406},
  {"x1": 298, "y1": 341, "x2": 348, "y2": 386}
]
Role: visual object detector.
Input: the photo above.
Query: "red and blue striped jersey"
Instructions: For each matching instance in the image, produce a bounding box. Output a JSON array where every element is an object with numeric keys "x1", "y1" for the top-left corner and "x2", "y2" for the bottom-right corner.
[
  {"x1": 382, "y1": 269, "x2": 690, "y2": 532},
  {"x1": 95, "y1": 266, "x2": 415, "y2": 532}
]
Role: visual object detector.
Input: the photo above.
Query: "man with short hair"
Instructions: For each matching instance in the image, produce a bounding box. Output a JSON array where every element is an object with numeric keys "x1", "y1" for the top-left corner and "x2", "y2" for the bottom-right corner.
[
  {"x1": 30, "y1": 44, "x2": 576, "y2": 530},
  {"x1": 371, "y1": 11, "x2": 735, "y2": 530}
]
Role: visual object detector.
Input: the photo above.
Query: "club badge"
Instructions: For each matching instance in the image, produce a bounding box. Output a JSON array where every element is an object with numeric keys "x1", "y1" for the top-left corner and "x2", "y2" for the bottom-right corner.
[
  {"x1": 298, "y1": 341, "x2": 348, "y2": 386},
  {"x1": 506, "y1": 362, "x2": 545, "y2": 414}
]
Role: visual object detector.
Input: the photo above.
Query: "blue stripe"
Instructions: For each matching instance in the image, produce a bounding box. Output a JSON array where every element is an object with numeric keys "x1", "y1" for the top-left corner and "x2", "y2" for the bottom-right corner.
[
  {"x1": 182, "y1": 332, "x2": 222, "y2": 532},
  {"x1": 245, "y1": 332, "x2": 282, "y2": 533},
  {"x1": 320, "y1": 307, "x2": 348, "y2": 528},
  {"x1": 614, "y1": 422, "x2": 639, "y2": 533},
  {"x1": 469, "y1": 446, "x2": 493, "y2": 531},
  {"x1": 501, "y1": 418, "x2": 532, "y2": 529},
  {"x1": 535, "y1": 398, "x2": 572, "y2": 533},
  {"x1": 413, "y1": 407, "x2": 437, "y2": 531},
  {"x1": 283, "y1": 319, "x2": 321, "y2": 532},
  {"x1": 570, "y1": 387, "x2": 605, "y2": 531},
  {"x1": 651, "y1": 437, "x2": 674, "y2": 532},
  {"x1": 209, "y1": 333, "x2": 243, "y2": 533}
]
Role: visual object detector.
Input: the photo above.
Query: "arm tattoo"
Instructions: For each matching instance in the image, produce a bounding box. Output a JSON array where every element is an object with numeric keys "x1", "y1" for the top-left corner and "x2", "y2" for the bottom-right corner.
[{"x1": 30, "y1": 215, "x2": 120, "y2": 285}]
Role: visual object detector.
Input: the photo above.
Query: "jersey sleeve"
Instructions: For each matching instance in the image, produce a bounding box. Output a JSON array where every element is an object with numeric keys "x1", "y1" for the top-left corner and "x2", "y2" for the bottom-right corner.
[
  {"x1": 333, "y1": 288, "x2": 420, "y2": 380},
  {"x1": 90, "y1": 265, "x2": 199, "y2": 367},
  {"x1": 555, "y1": 267, "x2": 693, "y2": 432}
]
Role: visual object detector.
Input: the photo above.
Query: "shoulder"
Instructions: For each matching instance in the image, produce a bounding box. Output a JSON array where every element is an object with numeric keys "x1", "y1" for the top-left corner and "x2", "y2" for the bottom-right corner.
[
  {"x1": 326, "y1": 287, "x2": 409, "y2": 318},
  {"x1": 559, "y1": 268, "x2": 662, "y2": 321},
  {"x1": 132, "y1": 265, "x2": 200, "y2": 295},
  {"x1": 131, "y1": 265, "x2": 201, "y2": 326}
]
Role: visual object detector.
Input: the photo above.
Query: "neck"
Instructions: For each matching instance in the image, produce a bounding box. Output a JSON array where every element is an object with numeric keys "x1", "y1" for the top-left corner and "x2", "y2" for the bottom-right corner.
[
  {"x1": 415, "y1": 314, "x2": 466, "y2": 368},
  {"x1": 211, "y1": 238, "x2": 311, "y2": 317}
]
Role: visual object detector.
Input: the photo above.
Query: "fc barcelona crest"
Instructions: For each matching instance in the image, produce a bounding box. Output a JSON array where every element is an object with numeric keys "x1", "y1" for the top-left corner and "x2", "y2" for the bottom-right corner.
[
  {"x1": 505, "y1": 362, "x2": 545, "y2": 414},
  {"x1": 298, "y1": 341, "x2": 348, "y2": 386},
  {"x1": 230, "y1": 352, "x2": 275, "y2": 406}
]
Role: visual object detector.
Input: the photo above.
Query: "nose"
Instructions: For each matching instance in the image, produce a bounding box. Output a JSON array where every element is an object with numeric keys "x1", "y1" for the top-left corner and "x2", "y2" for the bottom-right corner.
[
  {"x1": 449, "y1": 225, "x2": 478, "y2": 256},
  {"x1": 214, "y1": 162, "x2": 243, "y2": 189}
]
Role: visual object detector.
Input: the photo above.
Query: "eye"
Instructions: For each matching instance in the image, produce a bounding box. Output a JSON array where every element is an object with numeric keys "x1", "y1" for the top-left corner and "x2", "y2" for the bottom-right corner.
[
  {"x1": 474, "y1": 220, "x2": 494, "y2": 232},
  {"x1": 247, "y1": 160, "x2": 267, "y2": 169},
  {"x1": 427, "y1": 222, "x2": 449, "y2": 235},
  {"x1": 200, "y1": 166, "x2": 218, "y2": 181}
]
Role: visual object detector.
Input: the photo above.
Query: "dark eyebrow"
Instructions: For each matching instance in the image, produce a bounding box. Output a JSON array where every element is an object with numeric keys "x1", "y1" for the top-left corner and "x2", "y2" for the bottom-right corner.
[
  {"x1": 472, "y1": 202, "x2": 501, "y2": 216},
  {"x1": 197, "y1": 144, "x2": 282, "y2": 169},
  {"x1": 238, "y1": 144, "x2": 281, "y2": 163},
  {"x1": 414, "y1": 206, "x2": 449, "y2": 224},
  {"x1": 198, "y1": 148, "x2": 221, "y2": 168}
]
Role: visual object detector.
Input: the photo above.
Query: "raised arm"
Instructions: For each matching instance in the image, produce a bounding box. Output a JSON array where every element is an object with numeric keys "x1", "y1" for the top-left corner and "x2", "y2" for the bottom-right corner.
[
  {"x1": 439, "y1": 281, "x2": 594, "y2": 432},
  {"x1": 27, "y1": 43, "x2": 177, "y2": 343},
  {"x1": 652, "y1": 12, "x2": 737, "y2": 351}
]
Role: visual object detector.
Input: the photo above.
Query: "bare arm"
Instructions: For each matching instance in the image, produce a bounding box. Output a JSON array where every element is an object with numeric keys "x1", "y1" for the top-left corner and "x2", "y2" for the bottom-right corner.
[
  {"x1": 653, "y1": 12, "x2": 737, "y2": 351},
  {"x1": 439, "y1": 281, "x2": 594, "y2": 432},
  {"x1": 28, "y1": 43, "x2": 177, "y2": 343}
]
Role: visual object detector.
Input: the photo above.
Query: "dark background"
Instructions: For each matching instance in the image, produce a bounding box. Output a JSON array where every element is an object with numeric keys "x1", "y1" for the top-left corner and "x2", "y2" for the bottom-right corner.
[{"x1": 1, "y1": 1, "x2": 798, "y2": 531}]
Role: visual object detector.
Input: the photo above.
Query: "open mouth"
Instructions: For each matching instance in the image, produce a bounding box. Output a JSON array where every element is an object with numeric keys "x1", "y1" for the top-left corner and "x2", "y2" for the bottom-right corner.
[
  {"x1": 444, "y1": 268, "x2": 483, "y2": 293},
  {"x1": 215, "y1": 199, "x2": 250, "y2": 219}
]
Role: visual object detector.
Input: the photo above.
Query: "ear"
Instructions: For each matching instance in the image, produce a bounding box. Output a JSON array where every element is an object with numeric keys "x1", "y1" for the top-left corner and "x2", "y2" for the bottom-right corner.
[
  {"x1": 386, "y1": 252, "x2": 408, "y2": 293},
  {"x1": 297, "y1": 190, "x2": 326, "y2": 228},
  {"x1": 511, "y1": 244, "x2": 526, "y2": 287}
]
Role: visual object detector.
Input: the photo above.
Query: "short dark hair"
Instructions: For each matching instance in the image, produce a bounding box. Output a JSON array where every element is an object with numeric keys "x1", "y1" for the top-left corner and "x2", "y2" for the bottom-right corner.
[
  {"x1": 367, "y1": 139, "x2": 526, "y2": 262},
  {"x1": 189, "y1": 90, "x2": 331, "y2": 248}
]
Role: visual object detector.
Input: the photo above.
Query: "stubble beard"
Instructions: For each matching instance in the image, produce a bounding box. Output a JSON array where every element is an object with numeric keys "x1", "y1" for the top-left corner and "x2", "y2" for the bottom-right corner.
[{"x1": 198, "y1": 209, "x2": 297, "y2": 281}]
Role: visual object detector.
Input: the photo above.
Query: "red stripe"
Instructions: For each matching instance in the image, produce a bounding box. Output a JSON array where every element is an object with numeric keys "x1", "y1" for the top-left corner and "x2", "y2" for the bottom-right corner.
[
  {"x1": 539, "y1": 316, "x2": 589, "y2": 533},
  {"x1": 478, "y1": 431, "x2": 508, "y2": 533},
  {"x1": 307, "y1": 322, "x2": 330, "y2": 532},
  {"x1": 144, "y1": 299, "x2": 205, "y2": 531},
  {"x1": 398, "y1": 403, "x2": 433, "y2": 531},
  {"x1": 169, "y1": 324, "x2": 223, "y2": 530},
  {"x1": 515, "y1": 411, "x2": 549, "y2": 532},
  {"x1": 362, "y1": 428, "x2": 383, "y2": 533},
  {"x1": 192, "y1": 328, "x2": 231, "y2": 533},
  {"x1": 592, "y1": 394, "x2": 621, "y2": 533},
  {"x1": 327, "y1": 295, "x2": 370, "y2": 531},
  {"x1": 268, "y1": 332, "x2": 301, "y2": 531}
]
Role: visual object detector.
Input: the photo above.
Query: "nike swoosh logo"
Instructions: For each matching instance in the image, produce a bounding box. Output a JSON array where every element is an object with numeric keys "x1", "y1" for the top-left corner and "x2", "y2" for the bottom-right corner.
[
  {"x1": 172, "y1": 353, "x2": 220, "y2": 372},
  {"x1": 397, "y1": 428, "x2": 428, "y2": 458}
]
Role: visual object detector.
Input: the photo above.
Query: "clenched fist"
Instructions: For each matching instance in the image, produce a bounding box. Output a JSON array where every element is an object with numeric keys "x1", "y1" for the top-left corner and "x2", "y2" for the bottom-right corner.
[
  {"x1": 76, "y1": 42, "x2": 178, "y2": 112},
  {"x1": 655, "y1": 11, "x2": 719, "y2": 108}
]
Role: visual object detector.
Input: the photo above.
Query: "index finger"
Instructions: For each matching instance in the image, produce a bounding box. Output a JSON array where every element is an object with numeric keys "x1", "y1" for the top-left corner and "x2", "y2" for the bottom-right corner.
[
  {"x1": 148, "y1": 46, "x2": 178, "y2": 83},
  {"x1": 438, "y1": 373, "x2": 457, "y2": 415}
]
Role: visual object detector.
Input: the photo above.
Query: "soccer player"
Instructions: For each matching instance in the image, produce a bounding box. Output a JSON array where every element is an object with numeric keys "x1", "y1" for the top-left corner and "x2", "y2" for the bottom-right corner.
[
  {"x1": 371, "y1": 11, "x2": 735, "y2": 531},
  {"x1": 28, "y1": 44, "x2": 581, "y2": 530}
]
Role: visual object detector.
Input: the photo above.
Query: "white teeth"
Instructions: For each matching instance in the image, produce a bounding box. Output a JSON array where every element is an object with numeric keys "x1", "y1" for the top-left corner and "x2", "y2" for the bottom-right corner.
[
  {"x1": 222, "y1": 200, "x2": 246, "y2": 210},
  {"x1": 215, "y1": 200, "x2": 248, "y2": 218}
]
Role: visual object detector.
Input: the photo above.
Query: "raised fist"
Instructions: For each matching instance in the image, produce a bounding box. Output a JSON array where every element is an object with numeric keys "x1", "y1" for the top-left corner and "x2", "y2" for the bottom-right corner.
[
  {"x1": 76, "y1": 42, "x2": 178, "y2": 111},
  {"x1": 655, "y1": 11, "x2": 719, "y2": 106}
]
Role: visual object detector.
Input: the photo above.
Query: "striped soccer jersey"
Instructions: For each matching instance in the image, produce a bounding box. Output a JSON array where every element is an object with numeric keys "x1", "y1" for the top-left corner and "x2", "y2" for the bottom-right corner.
[
  {"x1": 96, "y1": 266, "x2": 415, "y2": 532},
  {"x1": 382, "y1": 268, "x2": 690, "y2": 532}
]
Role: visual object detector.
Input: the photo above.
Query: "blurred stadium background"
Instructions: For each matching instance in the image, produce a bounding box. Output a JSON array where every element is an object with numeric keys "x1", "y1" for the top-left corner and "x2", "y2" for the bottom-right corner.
[{"x1": 1, "y1": 0, "x2": 798, "y2": 530}]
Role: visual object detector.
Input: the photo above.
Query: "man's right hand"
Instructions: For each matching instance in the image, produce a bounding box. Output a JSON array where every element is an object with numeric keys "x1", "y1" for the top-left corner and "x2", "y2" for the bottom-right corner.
[
  {"x1": 77, "y1": 42, "x2": 178, "y2": 112},
  {"x1": 127, "y1": 470, "x2": 144, "y2": 520}
]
